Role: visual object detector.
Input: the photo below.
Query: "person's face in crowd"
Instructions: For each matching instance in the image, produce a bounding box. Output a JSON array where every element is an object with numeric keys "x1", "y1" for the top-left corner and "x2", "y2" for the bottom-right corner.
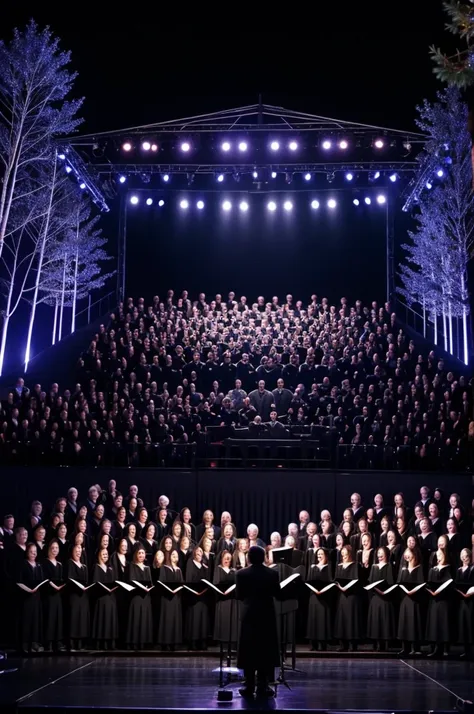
[
  {"x1": 163, "y1": 537, "x2": 173, "y2": 552},
  {"x1": 99, "y1": 548, "x2": 109, "y2": 565},
  {"x1": 57, "y1": 524, "x2": 67, "y2": 539},
  {"x1": 420, "y1": 487, "x2": 429, "y2": 500},
  {"x1": 155, "y1": 550, "x2": 164, "y2": 567},
  {"x1": 170, "y1": 550, "x2": 179, "y2": 567},
  {"x1": 136, "y1": 548, "x2": 146, "y2": 564},
  {"x1": 32, "y1": 502, "x2": 42, "y2": 516},
  {"x1": 159, "y1": 496, "x2": 169, "y2": 509},
  {"x1": 460, "y1": 548, "x2": 471, "y2": 566},
  {"x1": 79, "y1": 506, "x2": 87, "y2": 518},
  {"x1": 118, "y1": 539, "x2": 128, "y2": 555},
  {"x1": 95, "y1": 505, "x2": 105, "y2": 520},
  {"x1": 73, "y1": 544, "x2": 82, "y2": 561},
  {"x1": 129, "y1": 498, "x2": 137, "y2": 513},
  {"x1": 223, "y1": 524, "x2": 233, "y2": 540},
  {"x1": 49, "y1": 541, "x2": 60, "y2": 559}
]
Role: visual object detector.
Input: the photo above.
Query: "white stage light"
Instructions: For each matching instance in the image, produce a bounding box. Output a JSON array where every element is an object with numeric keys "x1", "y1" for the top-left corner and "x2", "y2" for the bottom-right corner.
[
  {"x1": 374, "y1": 139, "x2": 384, "y2": 149},
  {"x1": 180, "y1": 199, "x2": 189, "y2": 209},
  {"x1": 151, "y1": 144, "x2": 158, "y2": 152},
  {"x1": 130, "y1": 195, "x2": 139, "y2": 205},
  {"x1": 271, "y1": 171, "x2": 277, "y2": 179},
  {"x1": 65, "y1": 166, "x2": 72, "y2": 173},
  {"x1": 142, "y1": 141, "x2": 151, "y2": 151},
  {"x1": 304, "y1": 173, "x2": 311, "y2": 181},
  {"x1": 327, "y1": 198, "x2": 337, "y2": 209},
  {"x1": 345, "y1": 172, "x2": 354, "y2": 181},
  {"x1": 426, "y1": 181, "x2": 432, "y2": 189},
  {"x1": 389, "y1": 173, "x2": 397, "y2": 182},
  {"x1": 181, "y1": 142, "x2": 191, "y2": 152},
  {"x1": 283, "y1": 200, "x2": 293, "y2": 212},
  {"x1": 289, "y1": 141, "x2": 298, "y2": 151},
  {"x1": 239, "y1": 201, "x2": 249, "y2": 212},
  {"x1": 376, "y1": 194, "x2": 387, "y2": 204},
  {"x1": 364, "y1": 197, "x2": 371, "y2": 205},
  {"x1": 58, "y1": 153, "x2": 66, "y2": 160},
  {"x1": 197, "y1": 200, "x2": 205, "y2": 210},
  {"x1": 217, "y1": 174, "x2": 224, "y2": 183},
  {"x1": 122, "y1": 142, "x2": 132, "y2": 152},
  {"x1": 353, "y1": 198, "x2": 360, "y2": 206},
  {"x1": 270, "y1": 141, "x2": 280, "y2": 151},
  {"x1": 252, "y1": 171, "x2": 258, "y2": 179},
  {"x1": 267, "y1": 201, "x2": 277, "y2": 212},
  {"x1": 221, "y1": 141, "x2": 231, "y2": 152},
  {"x1": 146, "y1": 198, "x2": 153, "y2": 206},
  {"x1": 162, "y1": 174, "x2": 170, "y2": 182},
  {"x1": 79, "y1": 183, "x2": 86, "y2": 190},
  {"x1": 158, "y1": 199, "x2": 165, "y2": 207},
  {"x1": 437, "y1": 169, "x2": 444, "y2": 177},
  {"x1": 322, "y1": 140, "x2": 332, "y2": 150},
  {"x1": 119, "y1": 175, "x2": 126, "y2": 183},
  {"x1": 339, "y1": 140, "x2": 348, "y2": 150},
  {"x1": 222, "y1": 200, "x2": 232, "y2": 211},
  {"x1": 238, "y1": 141, "x2": 248, "y2": 152},
  {"x1": 311, "y1": 200, "x2": 320, "y2": 209}
]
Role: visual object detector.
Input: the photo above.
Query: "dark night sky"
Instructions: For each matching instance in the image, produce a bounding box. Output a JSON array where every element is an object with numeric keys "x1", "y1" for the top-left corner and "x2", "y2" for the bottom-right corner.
[{"x1": 1, "y1": 3, "x2": 459, "y2": 367}]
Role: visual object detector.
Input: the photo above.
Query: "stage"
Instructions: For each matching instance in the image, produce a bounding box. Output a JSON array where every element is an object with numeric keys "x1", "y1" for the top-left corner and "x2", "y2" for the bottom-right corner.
[{"x1": 1, "y1": 654, "x2": 472, "y2": 713}]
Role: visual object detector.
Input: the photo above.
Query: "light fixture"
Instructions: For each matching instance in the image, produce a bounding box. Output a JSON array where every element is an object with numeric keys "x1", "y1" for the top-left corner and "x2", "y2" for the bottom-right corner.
[
  {"x1": 217, "y1": 174, "x2": 224, "y2": 183},
  {"x1": 345, "y1": 172, "x2": 354, "y2": 181},
  {"x1": 285, "y1": 173, "x2": 294, "y2": 184},
  {"x1": 252, "y1": 171, "x2": 258, "y2": 179},
  {"x1": 122, "y1": 142, "x2": 132, "y2": 152},
  {"x1": 221, "y1": 141, "x2": 231, "y2": 152},
  {"x1": 353, "y1": 198, "x2": 360, "y2": 206},
  {"x1": 339, "y1": 140, "x2": 349, "y2": 150},
  {"x1": 162, "y1": 174, "x2": 170, "y2": 182},
  {"x1": 283, "y1": 200, "x2": 293, "y2": 212},
  {"x1": 311, "y1": 200, "x2": 320, "y2": 209},
  {"x1": 322, "y1": 140, "x2": 332, "y2": 150},
  {"x1": 389, "y1": 173, "x2": 398, "y2": 182},
  {"x1": 374, "y1": 139, "x2": 384, "y2": 149},
  {"x1": 426, "y1": 181, "x2": 433, "y2": 189},
  {"x1": 267, "y1": 201, "x2": 277, "y2": 212},
  {"x1": 79, "y1": 183, "x2": 86, "y2": 190},
  {"x1": 376, "y1": 194, "x2": 387, "y2": 204},
  {"x1": 65, "y1": 166, "x2": 72, "y2": 173},
  {"x1": 151, "y1": 144, "x2": 158, "y2": 152},
  {"x1": 327, "y1": 198, "x2": 337, "y2": 209},
  {"x1": 239, "y1": 201, "x2": 249, "y2": 212},
  {"x1": 180, "y1": 199, "x2": 189, "y2": 209},
  {"x1": 304, "y1": 173, "x2": 311, "y2": 182},
  {"x1": 271, "y1": 171, "x2": 277, "y2": 179},
  {"x1": 146, "y1": 198, "x2": 153, "y2": 206},
  {"x1": 288, "y1": 140, "x2": 298, "y2": 151},
  {"x1": 197, "y1": 200, "x2": 205, "y2": 210},
  {"x1": 437, "y1": 169, "x2": 444, "y2": 177},
  {"x1": 158, "y1": 199, "x2": 165, "y2": 207},
  {"x1": 181, "y1": 141, "x2": 191, "y2": 152},
  {"x1": 130, "y1": 195, "x2": 139, "y2": 205},
  {"x1": 119, "y1": 175, "x2": 127, "y2": 184},
  {"x1": 270, "y1": 141, "x2": 280, "y2": 151},
  {"x1": 58, "y1": 153, "x2": 66, "y2": 160},
  {"x1": 222, "y1": 200, "x2": 232, "y2": 211},
  {"x1": 238, "y1": 141, "x2": 248, "y2": 152},
  {"x1": 364, "y1": 197, "x2": 372, "y2": 205},
  {"x1": 142, "y1": 141, "x2": 151, "y2": 151}
]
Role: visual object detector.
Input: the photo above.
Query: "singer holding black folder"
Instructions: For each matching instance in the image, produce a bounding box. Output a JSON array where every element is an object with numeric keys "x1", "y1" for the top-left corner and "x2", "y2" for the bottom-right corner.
[
  {"x1": 455, "y1": 548, "x2": 474, "y2": 658},
  {"x1": 67, "y1": 543, "x2": 90, "y2": 651},
  {"x1": 306, "y1": 547, "x2": 333, "y2": 651},
  {"x1": 126, "y1": 546, "x2": 153, "y2": 650},
  {"x1": 157, "y1": 549, "x2": 183, "y2": 651},
  {"x1": 397, "y1": 547, "x2": 425, "y2": 656},
  {"x1": 425, "y1": 548, "x2": 454, "y2": 657},
  {"x1": 91, "y1": 548, "x2": 118, "y2": 650},
  {"x1": 334, "y1": 545, "x2": 362, "y2": 652},
  {"x1": 366, "y1": 546, "x2": 396, "y2": 651},
  {"x1": 18, "y1": 543, "x2": 45, "y2": 653}
]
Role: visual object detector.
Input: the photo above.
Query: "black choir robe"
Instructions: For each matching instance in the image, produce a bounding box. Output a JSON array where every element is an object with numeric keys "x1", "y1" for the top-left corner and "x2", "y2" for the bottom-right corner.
[
  {"x1": 334, "y1": 562, "x2": 363, "y2": 641},
  {"x1": 157, "y1": 566, "x2": 183, "y2": 645},
  {"x1": 42, "y1": 559, "x2": 64, "y2": 644},
  {"x1": 425, "y1": 565, "x2": 454, "y2": 644},
  {"x1": 397, "y1": 564, "x2": 425, "y2": 643},
  {"x1": 19, "y1": 561, "x2": 44, "y2": 646},
  {"x1": 306, "y1": 563, "x2": 333, "y2": 643},
  {"x1": 126, "y1": 562, "x2": 153, "y2": 647},
  {"x1": 455, "y1": 565, "x2": 474, "y2": 645},
  {"x1": 184, "y1": 560, "x2": 210, "y2": 644},
  {"x1": 67, "y1": 560, "x2": 90, "y2": 641},
  {"x1": 92, "y1": 564, "x2": 118, "y2": 642},
  {"x1": 213, "y1": 565, "x2": 240, "y2": 642},
  {"x1": 366, "y1": 562, "x2": 396, "y2": 641}
]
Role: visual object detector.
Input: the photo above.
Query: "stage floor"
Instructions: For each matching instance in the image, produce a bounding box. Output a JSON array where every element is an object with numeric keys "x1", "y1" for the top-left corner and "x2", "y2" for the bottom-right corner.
[{"x1": 1, "y1": 655, "x2": 472, "y2": 713}]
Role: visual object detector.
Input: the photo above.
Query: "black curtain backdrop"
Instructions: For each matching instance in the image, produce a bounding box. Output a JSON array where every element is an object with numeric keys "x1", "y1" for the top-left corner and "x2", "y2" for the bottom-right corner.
[{"x1": 3, "y1": 468, "x2": 472, "y2": 538}]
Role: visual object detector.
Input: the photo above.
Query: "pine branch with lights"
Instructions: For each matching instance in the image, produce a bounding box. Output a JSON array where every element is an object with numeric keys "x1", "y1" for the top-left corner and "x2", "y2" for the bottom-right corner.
[{"x1": 430, "y1": 1, "x2": 474, "y2": 87}]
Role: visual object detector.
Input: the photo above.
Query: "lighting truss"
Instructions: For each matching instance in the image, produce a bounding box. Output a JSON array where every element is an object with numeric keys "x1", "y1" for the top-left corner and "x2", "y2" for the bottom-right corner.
[{"x1": 63, "y1": 146, "x2": 110, "y2": 211}]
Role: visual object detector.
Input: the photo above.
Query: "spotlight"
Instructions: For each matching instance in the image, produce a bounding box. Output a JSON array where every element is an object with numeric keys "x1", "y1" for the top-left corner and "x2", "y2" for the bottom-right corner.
[
  {"x1": 238, "y1": 141, "x2": 248, "y2": 152},
  {"x1": 267, "y1": 201, "x2": 277, "y2": 212},
  {"x1": 327, "y1": 198, "x2": 337, "y2": 209},
  {"x1": 239, "y1": 201, "x2": 249, "y2": 212},
  {"x1": 146, "y1": 198, "x2": 153, "y2": 206},
  {"x1": 122, "y1": 142, "x2": 132, "y2": 152},
  {"x1": 288, "y1": 140, "x2": 298, "y2": 151},
  {"x1": 158, "y1": 199, "x2": 165, "y2": 207},
  {"x1": 130, "y1": 195, "x2": 139, "y2": 205},
  {"x1": 345, "y1": 172, "x2": 354, "y2": 181},
  {"x1": 58, "y1": 153, "x2": 66, "y2": 160},
  {"x1": 376, "y1": 194, "x2": 387, "y2": 204},
  {"x1": 364, "y1": 197, "x2": 372, "y2": 205},
  {"x1": 180, "y1": 199, "x2": 189, "y2": 209},
  {"x1": 283, "y1": 200, "x2": 293, "y2": 212},
  {"x1": 221, "y1": 141, "x2": 231, "y2": 152},
  {"x1": 304, "y1": 173, "x2": 311, "y2": 181},
  {"x1": 374, "y1": 171, "x2": 381, "y2": 179},
  {"x1": 252, "y1": 171, "x2": 258, "y2": 179},
  {"x1": 181, "y1": 142, "x2": 191, "y2": 152},
  {"x1": 327, "y1": 171, "x2": 335, "y2": 183},
  {"x1": 403, "y1": 141, "x2": 412, "y2": 152},
  {"x1": 426, "y1": 181, "x2": 432, "y2": 189},
  {"x1": 65, "y1": 166, "x2": 72, "y2": 173},
  {"x1": 353, "y1": 198, "x2": 360, "y2": 206},
  {"x1": 142, "y1": 141, "x2": 151, "y2": 151},
  {"x1": 311, "y1": 200, "x2": 320, "y2": 209},
  {"x1": 222, "y1": 200, "x2": 232, "y2": 211},
  {"x1": 119, "y1": 175, "x2": 127, "y2": 183},
  {"x1": 217, "y1": 174, "x2": 224, "y2": 183},
  {"x1": 271, "y1": 171, "x2": 277, "y2": 179},
  {"x1": 339, "y1": 140, "x2": 349, "y2": 150},
  {"x1": 151, "y1": 144, "x2": 158, "y2": 152},
  {"x1": 437, "y1": 169, "x2": 444, "y2": 177},
  {"x1": 270, "y1": 141, "x2": 280, "y2": 151},
  {"x1": 322, "y1": 140, "x2": 332, "y2": 150},
  {"x1": 162, "y1": 174, "x2": 170, "y2": 182},
  {"x1": 389, "y1": 173, "x2": 398, "y2": 182},
  {"x1": 196, "y1": 200, "x2": 205, "y2": 210},
  {"x1": 79, "y1": 183, "x2": 86, "y2": 190},
  {"x1": 374, "y1": 139, "x2": 384, "y2": 149}
]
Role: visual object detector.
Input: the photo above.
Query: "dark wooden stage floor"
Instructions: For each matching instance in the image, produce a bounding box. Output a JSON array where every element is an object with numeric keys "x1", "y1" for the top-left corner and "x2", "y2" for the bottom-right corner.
[{"x1": 0, "y1": 654, "x2": 473, "y2": 713}]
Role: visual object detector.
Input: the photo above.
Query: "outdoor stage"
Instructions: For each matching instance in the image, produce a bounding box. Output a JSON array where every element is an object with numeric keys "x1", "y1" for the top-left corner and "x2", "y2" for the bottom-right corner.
[{"x1": 1, "y1": 653, "x2": 473, "y2": 714}]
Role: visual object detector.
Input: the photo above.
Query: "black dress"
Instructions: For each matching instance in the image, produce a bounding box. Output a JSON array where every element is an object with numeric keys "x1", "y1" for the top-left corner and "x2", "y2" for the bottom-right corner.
[
  {"x1": 67, "y1": 560, "x2": 90, "y2": 641},
  {"x1": 157, "y1": 566, "x2": 183, "y2": 645},
  {"x1": 334, "y1": 562, "x2": 363, "y2": 641},
  {"x1": 110, "y1": 552, "x2": 128, "y2": 581},
  {"x1": 213, "y1": 566, "x2": 240, "y2": 643},
  {"x1": 305, "y1": 563, "x2": 333, "y2": 643},
  {"x1": 397, "y1": 565, "x2": 425, "y2": 644},
  {"x1": 425, "y1": 565, "x2": 453, "y2": 644},
  {"x1": 126, "y1": 562, "x2": 153, "y2": 647},
  {"x1": 18, "y1": 561, "x2": 44, "y2": 646},
  {"x1": 272, "y1": 563, "x2": 300, "y2": 648},
  {"x1": 184, "y1": 560, "x2": 210, "y2": 645},
  {"x1": 455, "y1": 565, "x2": 474, "y2": 645},
  {"x1": 42, "y1": 560, "x2": 64, "y2": 645},
  {"x1": 366, "y1": 563, "x2": 396, "y2": 641},
  {"x1": 92, "y1": 564, "x2": 119, "y2": 642}
]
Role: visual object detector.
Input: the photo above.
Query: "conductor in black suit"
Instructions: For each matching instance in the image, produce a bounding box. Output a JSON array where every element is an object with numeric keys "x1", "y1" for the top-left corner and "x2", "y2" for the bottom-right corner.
[{"x1": 236, "y1": 546, "x2": 280, "y2": 698}]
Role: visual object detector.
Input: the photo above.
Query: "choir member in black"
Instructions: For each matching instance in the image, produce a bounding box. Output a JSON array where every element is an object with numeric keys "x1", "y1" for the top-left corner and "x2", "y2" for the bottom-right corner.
[
  {"x1": 171, "y1": 521, "x2": 184, "y2": 550},
  {"x1": 110, "y1": 538, "x2": 129, "y2": 646},
  {"x1": 91, "y1": 548, "x2": 119, "y2": 649},
  {"x1": 378, "y1": 516, "x2": 391, "y2": 548},
  {"x1": 446, "y1": 518, "x2": 462, "y2": 559},
  {"x1": 339, "y1": 509, "x2": 355, "y2": 535},
  {"x1": 428, "y1": 503, "x2": 443, "y2": 537},
  {"x1": 213, "y1": 550, "x2": 239, "y2": 644},
  {"x1": 455, "y1": 548, "x2": 474, "y2": 658},
  {"x1": 67, "y1": 543, "x2": 90, "y2": 651},
  {"x1": 180, "y1": 507, "x2": 196, "y2": 542},
  {"x1": 124, "y1": 522, "x2": 139, "y2": 558},
  {"x1": 73, "y1": 518, "x2": 91, "y2": 559},
  {"x1": 429, "y1": 535, "x2": 450, "y2": 570},
  {"x1": 196, "y1": 509, "x2": 220, "y2": 542},
  {"x1": 126, "y1": 496, "x2": 138, "y2": 523},
  {"x1": 152, "y1": 549, "x2": 165, "y2": 580},
  {"x1": 365, "y1": 508, "x2": 377, "y2": 539},
  {"x1": 395, "y1": 516, "x2": 409, "y2": 548},
  {"x1": 331, "y1": 532, "x2": 346, "y2": 569},
  {"x1": 386, "y1": 530, "x2": 403, "y2": 572},
  {"x1": 306, "y1": 547, "x2": 333, "y2": 651},
  {"x1": 357, "y1": 532, "x2": 374, "y2": 583},
  {"x1": 184, "y1": 546, "x2": 210, "y2": 650},
  {"x1": 178, "y1": 535, "x2": 191, "y2": 572},
  {"x1": 47, "y1": 513, "x2": 62, "y2": 543},
  {"x1": 321, "y1": 520, "x2": 336, "y2": 548},
  {"x1": 350, "y1": 519, "x2": 370, "y2": 552},
  {"x1": 42, "y1": 540, "x2": 66, "y2": 652},
  {"x1": 155, "y1": 509, "x2": 170, "y2": 541},
  {"x1": 216, "y1": 523, "x2": 236, "y2": 555},
  {"x1": 340, "y1": 521, "x2": 353, "y2": 544},
  {"x1": 366, "y1": 546, "x2": 396, "y2": 651},
  {"x1": 55, "y1": 522, "x2": 69, "y2": 564},
  {"x1": 233, "y1": 538, "x2": 248, "y2": 570},
  {"x1": 200, "y1": 536, "x2": 215, "y2": 580},
  {"x1": 373, "y1": 493, "x2": 389, "y2": 524},
  {"x1": 157, "y1": 549, "x2": 183, "y2": 651},
  {"x1": 203, "y1": 526, "x2": 218, "y2": 553},
  {"x1": 284, "y1": 536, "x2": 304, "y2": 567},
  {"x1": 32, "y1": 523, "x2": 47, "y2": 562},
  {"x1": 140, "y1": 522, "x2": 158, "y2": 566},
  {"x1": 18, "y1": 543, "x2": 45, "y2": 653},
  {"x1": 71, "y1": 532, "x2": 88, "y2": 566},
  {"x1": 334, "y1": 545, "x2": 362, "y2": 651},
  {"x1": 97, "y1": 533, "x2": 114, "y2": 560},
  {"x1": 160, "y1": 535, "x2": 176, "y2": 559},
  {"x1": 135, "y1": 508, "x2": 149, "y2": 538},
  {"x1": 397, "y1": 547, "x2": 425, "y2": 656},
  {"x1": 6, "y1": 526, "x2": 28, "y2": 581},
  {"x1": 112, "y1": 506, "x2": 127, "y2": 541},
  {"x1": 126, "y1": 545, "x2": 153, "y2": 649},
  {"x1": 418, "y1": 518, "x2": 437, "y2": 574},
  {"x1": 425, "y1": 548, "x2": 454, "y2": 657},
  {"x1": 305, "y1": 534, "x2": 324, "y2": 577}
]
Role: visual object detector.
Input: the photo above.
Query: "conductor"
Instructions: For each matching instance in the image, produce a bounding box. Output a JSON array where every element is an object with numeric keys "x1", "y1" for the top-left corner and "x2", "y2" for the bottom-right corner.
[{"x1": 236, "y1": 545, "x2": 280, "y2": 699}]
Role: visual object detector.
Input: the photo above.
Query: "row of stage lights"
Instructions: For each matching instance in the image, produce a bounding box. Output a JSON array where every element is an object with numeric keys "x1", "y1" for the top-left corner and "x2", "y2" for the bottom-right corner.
[
  {"x1": 118, "y1": 170, "x2": 400, "y2": 185},
  {"x1": 128, "y1": 195, "x2": 388, "y2": 210},
  {"x1": 121, "y1": 137, "x2": 395, "y2": 154}
]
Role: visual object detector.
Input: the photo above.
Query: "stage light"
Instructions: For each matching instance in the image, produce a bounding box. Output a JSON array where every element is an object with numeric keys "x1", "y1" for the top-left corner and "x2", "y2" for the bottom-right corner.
[
  {"x1": 339, "y1": 140, "x2": 348, "y2": 150},
  {"x1": 239, "y1": 201, "x2": 249, "y2": 212},
  {"x1": 151, "y1": 144, "x2": 158, "y2": 152},
  {"x1": 158, "y1": 199, "x2": 165, "y2": 207},
  {"x1": 180, "y1": 199, "x2": 189, "y2": 209},
  {"x1": 426, "y1": 181, "x2": 432, "y2": 189},
  {"x1": 217, "y1": 174, "x2": 224, "y2": 183},
  {"x1": 374, "y1": 139, "x2": 384, "y2": 149},
  {"x1": 221, "y1": 141, "x2": 231, "y2": 152},
  {"x1": 130, "y1": 195, "x2": 139, "y2": 205},
  {"x1": 142, "y1": 141, "x2": 151, "y2": 151},
  {"x1": 196, "y1": 200, "x2": 205, "y2": 210},
  {"x1": 79, "y1": 183, "x2": 86, "y2": 190},
  {"x1": 119, "y1": 175, "x2": 126, "y2": 183},
  {"x1": 65, "y1": 166, "x2": 72, "y2": 173},
  {"x1": 376, "y1": 194, "x2": 386, "y2": 204},
  {"x1": 353, "y1": 198, "x2": 360, "y2": 206},
  {"x1": 146, "y1": 198, "x2": 153, "y2": 206},
  {"x1": 437, "y1": 169, "x2": 444, "y2": 177},
  {"x1": 288, "y1": 140, "x2": 298, "y2": 151},
  {"x1": 252, "y1": 171, "x2": 258, "y2": 179},
  {"x1": 162, "y1": 174, "x2": 170, "y2": 182},
  {"x1": 122, "y1": 142, "x2": 132, "y2": 152},
  {"x1": 283, "y1": 200, "x2": 293, "y2": 212},
  {"x1": 322, "y1": 140, "x2": 332, "y2": 150},
  {"x1": 58, "y1": 153, "x2": 66, "y2": 160},
  {"x1": 345, "y1": 172, "x2": 354, "y2": 181},
  {"x1": 389, "y1": 173, "x2": 398, "y2": 182},
  {"x1": 222, "y1": 200, "x2": 232, "y2": 211},
  {"x1": 267, "y1": 201, "x2": 277, "y2": 212},
  {"x1": 181, "y1": 142, "x2": 191, "y2": 152},
  {"x1": 270, "y1": 141, "x2": 280, "y2": 151},
  {"x1": 238, "y1": 141, "x2": 248, "y2": 152},
  {"x1": 304, "y1": 173, "x2": 311, "y2": 181},
  {"x1": 311, "y1": 200, "x2": 320, "y2": 209},
  {"x1": 271, "y1": 171, "x2": 277, "y2": 179},
  {"x1": 364, "y1": 197, "x2": 371, "y2": 205},
  {"x1": 369, "y1": 171, "x2": 381, "y2": 182},
  {"x1": 327, "y1": 198, "x2": 337, "y2": 209}
]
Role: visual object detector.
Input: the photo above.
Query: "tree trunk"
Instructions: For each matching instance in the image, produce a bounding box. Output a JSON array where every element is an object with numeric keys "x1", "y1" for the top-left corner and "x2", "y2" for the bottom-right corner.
[
  {"x1": 71, "y1": 246, "x2": 79, "y2": 334},
  {"x1": 0, "y1": 127, "x2": 24, "y2": 262},
  {"x1": 448, "y1": 301, "x2": 454, "y2": 356},
  {"x1": 58, "y1": 254, "x2": 67, "y2": 342},
  {"x1": 442, "y1": 308, "x2": 448, "y2": 352},
  {"x1": 433, "y1": 310, "x2": 438, "y2": 346},
  {"x1": 52, "y1": 299, "x2": 59, "y2": 346},
  {"x1": 422, "y1": 296, "x2": 426, "y2": 338},
  {"x1": 463, "y1": 306, "x2": 469, "y2": 365}
]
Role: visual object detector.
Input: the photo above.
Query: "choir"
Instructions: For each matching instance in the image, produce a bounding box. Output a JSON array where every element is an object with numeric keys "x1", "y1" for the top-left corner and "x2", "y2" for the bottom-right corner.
[{"x1": 1, "y1": 481, "x2": 473, "y2": 657}]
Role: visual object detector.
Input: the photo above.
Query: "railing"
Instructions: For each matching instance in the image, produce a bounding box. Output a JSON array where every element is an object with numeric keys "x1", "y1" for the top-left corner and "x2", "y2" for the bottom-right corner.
[{"x1": 74, "y1": 290, "x2": 116, "y2": 332}]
